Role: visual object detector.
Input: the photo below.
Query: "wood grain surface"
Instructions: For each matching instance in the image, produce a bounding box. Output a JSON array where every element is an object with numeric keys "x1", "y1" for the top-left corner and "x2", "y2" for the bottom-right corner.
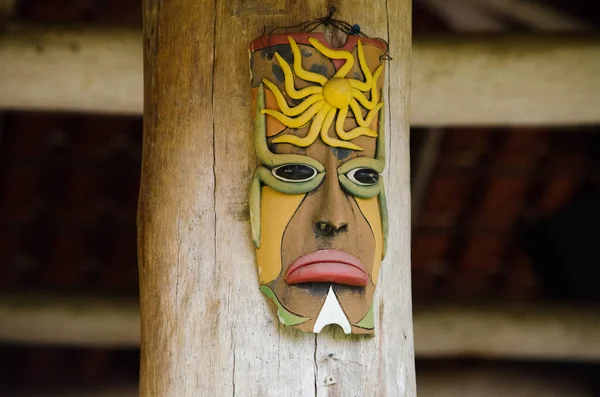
[{"x1": 138, "y1": 1, "x2": 414, "y2": 396}]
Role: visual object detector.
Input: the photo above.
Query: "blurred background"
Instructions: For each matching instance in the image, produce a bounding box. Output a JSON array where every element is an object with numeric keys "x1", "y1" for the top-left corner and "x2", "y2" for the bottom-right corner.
[{"x1": 0, "y1": 0, "x2": 599, "y2": 396}]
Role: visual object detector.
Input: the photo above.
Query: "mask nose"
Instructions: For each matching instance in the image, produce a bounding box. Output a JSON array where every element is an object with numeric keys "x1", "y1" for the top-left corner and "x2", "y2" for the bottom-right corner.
[
  {"x1": 315, "y1": 220, "x2": 348, "y2": 237},
  {"x1": 312, "y1": 172, "x2": 352, "y2": 238}
]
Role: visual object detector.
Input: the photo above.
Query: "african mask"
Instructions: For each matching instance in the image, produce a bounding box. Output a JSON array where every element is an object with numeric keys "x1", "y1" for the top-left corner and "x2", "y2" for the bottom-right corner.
[{"x1": 249, "y1": 32, "x2": 388, "y2": 335}]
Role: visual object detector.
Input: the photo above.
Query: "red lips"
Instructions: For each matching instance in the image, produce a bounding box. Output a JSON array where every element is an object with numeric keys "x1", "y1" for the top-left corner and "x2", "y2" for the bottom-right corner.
[{"x1": 284, "y1": 250, "x2": 369, "y2": 287}]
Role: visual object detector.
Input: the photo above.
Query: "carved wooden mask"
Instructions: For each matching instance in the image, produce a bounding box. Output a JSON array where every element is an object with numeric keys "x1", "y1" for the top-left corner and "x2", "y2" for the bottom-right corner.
[{"x1": 249, "y1": 33, "x2": 388, "y2": 334}]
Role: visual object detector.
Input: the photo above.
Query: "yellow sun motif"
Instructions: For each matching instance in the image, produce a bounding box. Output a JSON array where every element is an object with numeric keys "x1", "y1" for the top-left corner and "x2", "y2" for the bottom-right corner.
[{"x1": 261, "y1": 36, "x2": 384, "y2": 151}]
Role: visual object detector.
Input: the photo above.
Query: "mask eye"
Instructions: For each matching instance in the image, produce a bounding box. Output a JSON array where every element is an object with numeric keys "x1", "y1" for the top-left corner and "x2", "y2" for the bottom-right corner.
[
  {"x1": 272, "y1": 164, "x2": 318, "y2": 183},
  {"x1": 346, "y1": 168, "x2": 379, "y2": 186}
]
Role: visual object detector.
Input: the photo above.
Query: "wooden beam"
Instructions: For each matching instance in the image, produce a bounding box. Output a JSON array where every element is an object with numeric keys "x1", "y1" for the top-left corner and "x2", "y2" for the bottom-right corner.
[
  {"x1": 1, "y1": 25, "x2": 600, "y2": 126},
  {"x1": 138, "y1": 2, "x2": 414, "y2": 397},
  {"x1": 2, "y1": 293, "x2": 600, "y2": 362},
  {"x1": 0, "y1": 24, "x2": 143, "y2": 115},
  {"x1": 413, "y1": 303, "x2": 600, "y2": 361},
  {"x1": 0, "y1": 292, "x2": 139, "y2": 347},
  {"x1": 412, "y1": 34, "x2": 600, "y2": 126}
]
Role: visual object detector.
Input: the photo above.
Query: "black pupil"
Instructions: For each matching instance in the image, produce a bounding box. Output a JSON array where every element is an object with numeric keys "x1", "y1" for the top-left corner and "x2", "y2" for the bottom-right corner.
[
  {"x1": 275, "y1": 164, "x2": 315, "y2": 181},
  {"x1": 354, "y1": 168, "x2": 379, "y2": 184}
]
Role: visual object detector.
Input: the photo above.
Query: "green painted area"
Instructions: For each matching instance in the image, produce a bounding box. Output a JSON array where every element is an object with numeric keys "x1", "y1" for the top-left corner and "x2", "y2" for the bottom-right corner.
[
  {"x1": 337, "y1": 157, "x2": 385, "y2": 175},
  {"x1": 376, "y1": 89, "x2": 386, "y2": 162},
  {"x1": 337, "y1": 157, "x2": 385, "y2": 198},
  {"x1": 338, "y1": 174, "x2": 382, "y2": 199},
  {"x1": 249, "y1": 173, "x2": 261, "y2": 248},
  {"x1": 260, "y1": 285, "x2": 310, "y2": 326},
  {"x1": 258, "y1": 167, "x2": 324, "y2": 195},
  {"x1": 379, "y1": 183, "x2": 389, "y2": 259},
  {"x1": 375, "y1": 89, "x2": 388, "y2": 257},
  {"x1": 354, "y1": 303, "x2": 374, "y2": 329}
]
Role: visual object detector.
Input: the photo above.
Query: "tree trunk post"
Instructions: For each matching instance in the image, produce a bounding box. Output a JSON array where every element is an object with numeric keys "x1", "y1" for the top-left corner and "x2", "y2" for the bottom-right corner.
[{"x1": 138, "y1": 1, "x2": 414, "y2": 396}]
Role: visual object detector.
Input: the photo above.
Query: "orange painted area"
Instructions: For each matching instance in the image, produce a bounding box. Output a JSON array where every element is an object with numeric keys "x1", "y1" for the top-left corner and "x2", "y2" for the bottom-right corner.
[
  {"x1": 370, "y1": 116, "x2": 378, "y2": 132},
  {"x1": 265, "y1": 89, "x2": 287, "y2": 137},
  {"x1": 256, "y1": 186, "x2": 304, "y2": 283},
  {"x1": 355, "y1": 196, "x2": 383, "y2": 285}
]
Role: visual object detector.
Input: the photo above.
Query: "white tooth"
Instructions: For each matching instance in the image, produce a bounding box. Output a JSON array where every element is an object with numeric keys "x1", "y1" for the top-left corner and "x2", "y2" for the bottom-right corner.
[{"x1": 313, "y1": 286, "x2": 352, "y2": 334}]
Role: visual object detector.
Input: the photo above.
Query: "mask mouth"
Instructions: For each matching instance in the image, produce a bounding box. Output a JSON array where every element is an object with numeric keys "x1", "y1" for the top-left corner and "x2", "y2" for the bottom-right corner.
[{"x1": 284, "y1": 249, "x2": 368, "y2": 287}]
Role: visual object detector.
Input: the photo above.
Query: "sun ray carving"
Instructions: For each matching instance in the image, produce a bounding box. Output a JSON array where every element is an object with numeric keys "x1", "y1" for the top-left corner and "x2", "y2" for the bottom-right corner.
[
  {"x1": 263, "y1": 80, "x2": 324, "y2": 117},
  {"x1": 261, "y1": 101, "x2": 325, "y2": 128},
  {"x1": 261, "y1": 36, "x2": 384, "y2": 151},
  {"x1": 308, "y1": 37, "x2": 355, "y2": 78}
]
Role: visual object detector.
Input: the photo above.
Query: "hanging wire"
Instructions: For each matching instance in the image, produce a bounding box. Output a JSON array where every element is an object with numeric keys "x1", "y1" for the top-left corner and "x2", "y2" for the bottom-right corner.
[{"x1": 259, "y1": 7, "x2": 392, "y2": 61}]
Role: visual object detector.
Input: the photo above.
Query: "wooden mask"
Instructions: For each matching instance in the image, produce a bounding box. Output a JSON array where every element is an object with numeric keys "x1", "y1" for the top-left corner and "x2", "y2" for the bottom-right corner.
[{"x1": 249, "y1": 32, "x2": 388, "y2": 334}]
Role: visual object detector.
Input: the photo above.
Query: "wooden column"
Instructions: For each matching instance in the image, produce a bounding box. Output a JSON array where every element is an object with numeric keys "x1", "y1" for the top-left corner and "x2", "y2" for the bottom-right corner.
[{"x1": 138, "y1": 1, "x2": 414, "y2": 396}]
